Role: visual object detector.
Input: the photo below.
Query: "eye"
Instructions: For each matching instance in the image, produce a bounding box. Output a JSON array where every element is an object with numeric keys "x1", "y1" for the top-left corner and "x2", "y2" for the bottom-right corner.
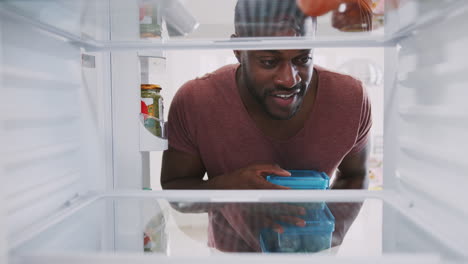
[
  {"x1": 295, "y1": 56, "x2": 312, "y2": 66},
  {"x1": 259, "y1": 58, "x2": 278, "y2": 68}
]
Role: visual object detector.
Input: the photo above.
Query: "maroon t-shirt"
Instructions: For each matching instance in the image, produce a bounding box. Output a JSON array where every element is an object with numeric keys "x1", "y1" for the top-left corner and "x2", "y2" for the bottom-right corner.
[{"x1": 167, "y1": 64, "x2": 372, "y2": 252}]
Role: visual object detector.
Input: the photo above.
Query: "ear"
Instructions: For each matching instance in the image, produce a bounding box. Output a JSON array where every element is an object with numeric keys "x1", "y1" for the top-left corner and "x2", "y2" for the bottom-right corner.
[
  {"x1": 230, "y1": 34, "x2": 242, "y2": 63},
  {"x1": 233, "y1": 50, "x2": 241, "y2": 63}
]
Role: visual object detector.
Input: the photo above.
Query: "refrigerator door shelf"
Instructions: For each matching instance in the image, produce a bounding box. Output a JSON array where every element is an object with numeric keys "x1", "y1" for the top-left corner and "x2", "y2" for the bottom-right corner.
[
  {"x1": 139, "y1": 116, "x2": 168, "y2": 152},
  {"x1": 8, "y1": 191, "x2": 465, "y2": 263}
]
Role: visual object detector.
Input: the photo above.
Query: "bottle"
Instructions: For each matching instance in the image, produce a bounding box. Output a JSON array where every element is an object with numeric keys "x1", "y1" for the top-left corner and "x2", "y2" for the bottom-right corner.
[{"x1": 141, "y1": 84, "x2": 164, "y2": 137}]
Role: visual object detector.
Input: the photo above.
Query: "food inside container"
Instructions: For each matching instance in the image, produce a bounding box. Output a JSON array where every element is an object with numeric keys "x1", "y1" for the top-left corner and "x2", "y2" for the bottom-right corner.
[{"x1": 260, "y1": 204, "x2": 335, "y2": 253}]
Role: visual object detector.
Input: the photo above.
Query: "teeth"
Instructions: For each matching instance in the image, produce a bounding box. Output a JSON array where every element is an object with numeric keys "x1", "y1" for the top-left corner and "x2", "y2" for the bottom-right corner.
[{"x1": 275, "y1": 94, "x2": 295, "y2": 99}]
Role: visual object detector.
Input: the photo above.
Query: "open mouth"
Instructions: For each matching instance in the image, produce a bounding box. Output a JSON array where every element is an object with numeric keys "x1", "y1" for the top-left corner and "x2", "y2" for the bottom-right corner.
[
  {"x1": 271, "y1": 89, "x2": 301, "y2": 99},
  {"x1": 273, "y1": 93, "x2": 296, "y2": 99},
  {"x1": 271, "y1": 89, "x2": 301, "y2": 100},
  {"x1": 270, "y1": 90, "x2": 301, "y2": 108}
]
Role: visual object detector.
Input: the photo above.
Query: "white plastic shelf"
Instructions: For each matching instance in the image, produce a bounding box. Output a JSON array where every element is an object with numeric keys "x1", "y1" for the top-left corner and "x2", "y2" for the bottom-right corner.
[
  {"x1": 4, "y1": 0, "x2": 466, "y2": 51},
  {"x1": 8, "y1": 192, "x2": 467, "y2": 263}
]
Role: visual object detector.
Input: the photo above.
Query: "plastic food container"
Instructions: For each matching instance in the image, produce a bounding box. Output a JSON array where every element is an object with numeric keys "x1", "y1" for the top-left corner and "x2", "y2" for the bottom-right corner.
[
  {"x1": 261, "y1": 170, "x2": 335, "y2": 253},
  {"x1": 267, "y1": 170, "x2": 330, "y2": 210},
  {"x1": 266, "y1": 170, "x2": 329, "y2": 189},
  {"x1": 260, "y1": 204, "x2": 335, "y2": 253}
]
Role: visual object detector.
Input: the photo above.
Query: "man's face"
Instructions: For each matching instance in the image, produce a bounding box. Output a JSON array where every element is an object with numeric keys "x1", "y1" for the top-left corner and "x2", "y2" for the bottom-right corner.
[{"x1": 238, "y1": 48, "x2": 314, "y2": 120}]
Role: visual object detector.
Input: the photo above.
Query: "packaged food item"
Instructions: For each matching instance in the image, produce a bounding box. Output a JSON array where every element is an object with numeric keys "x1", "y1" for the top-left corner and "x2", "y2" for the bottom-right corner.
[
  {"x1": 139, "y1": 1, "x2": 162, "y2": 38},
  {"x1": 141, "y1": 84, "x2": 164, "y2": 137}
]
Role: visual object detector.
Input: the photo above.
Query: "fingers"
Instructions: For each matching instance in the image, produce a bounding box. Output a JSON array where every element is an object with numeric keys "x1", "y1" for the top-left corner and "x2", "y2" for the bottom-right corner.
[
  {"x1": 265, "y1": 218, "x2": 285, "y2": 234},
  {"x1": 249, "y1": 163, "x2": 291, "y2": 189},
  {"x1": 252, "y1": 164, "x2": 291, "y2": 177},
  {"x1": 277, "y1": 215, "x2": 306, "y2": 227},
  {"x1": 275, "y1": 203, "x2": 307, "y2": 216},
  {"x1": 258, "y1": 215, "x2": 306, "y2": 234}
]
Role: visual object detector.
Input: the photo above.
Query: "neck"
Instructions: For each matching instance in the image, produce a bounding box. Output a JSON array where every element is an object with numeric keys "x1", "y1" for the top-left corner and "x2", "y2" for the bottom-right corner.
[{"x1": 236, "y1": 65, "x2": 265, "y2": 120}]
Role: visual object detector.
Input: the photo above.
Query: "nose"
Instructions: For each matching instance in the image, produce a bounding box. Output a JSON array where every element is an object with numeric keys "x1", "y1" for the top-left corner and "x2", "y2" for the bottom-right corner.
[{"x1": 274, "y1": 62, "x2": 301, "y2": 88}]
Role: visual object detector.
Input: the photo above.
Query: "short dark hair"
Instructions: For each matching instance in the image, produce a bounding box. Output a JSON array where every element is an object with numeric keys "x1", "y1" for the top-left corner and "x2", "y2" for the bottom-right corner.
[{"x1": 234, "y1": 0, "x2": 312, "y2": 37}]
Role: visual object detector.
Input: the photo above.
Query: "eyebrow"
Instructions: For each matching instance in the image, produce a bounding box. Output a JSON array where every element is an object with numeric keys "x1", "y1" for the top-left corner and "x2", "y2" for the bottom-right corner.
[{"x1": 257, "y1": 50, "x2": 311, "y2": 55}]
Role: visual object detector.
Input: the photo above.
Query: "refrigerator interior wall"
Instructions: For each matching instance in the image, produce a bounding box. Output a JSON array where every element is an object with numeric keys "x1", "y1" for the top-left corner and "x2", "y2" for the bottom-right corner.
[
  {"x1": 1, "y1": 0, "x2": 467, "y2": 262},
  {"x1": 0, "y1": 4, "x2": 111, "y2": 250},
  {"x1": 0, "y1": 14, "x2": 8, "y2": 264},
  {"x1": 385, "y1": 2, "x2": 468, "y2": 254}
]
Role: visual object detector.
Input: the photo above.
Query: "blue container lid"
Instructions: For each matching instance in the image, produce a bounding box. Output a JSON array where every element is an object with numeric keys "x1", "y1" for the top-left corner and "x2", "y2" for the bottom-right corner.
[{"x1": 266, "y1": 170, "x2": 329, "y2": 189}]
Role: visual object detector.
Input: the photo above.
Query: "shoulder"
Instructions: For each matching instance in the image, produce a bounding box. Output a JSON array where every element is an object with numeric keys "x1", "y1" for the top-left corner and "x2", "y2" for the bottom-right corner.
[
  {"x1": 315, "y1": 65, "x2": 363, "y2": 91},
  {"x1": 172, "y1": 64, "x2": 239, "y2": 113},
  {"x1": 315, "y1": 65, "x2": 365, "y2": 103},
  {"x1": 173, "y1": 64, "x2": 238, "y2": 102}
]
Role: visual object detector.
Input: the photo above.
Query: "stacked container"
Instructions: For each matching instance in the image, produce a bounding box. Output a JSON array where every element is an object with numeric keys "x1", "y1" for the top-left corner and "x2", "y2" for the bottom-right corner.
[{"x1": 260, "y1": 170, "x2": 335, "y2": 253}]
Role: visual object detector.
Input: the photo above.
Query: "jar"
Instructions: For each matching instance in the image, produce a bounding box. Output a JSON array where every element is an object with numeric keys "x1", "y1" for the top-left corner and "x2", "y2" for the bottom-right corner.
[
  {"x1": 331, "y1": 0, "x2": 373, "y2": 32},
  {"x1": 139, "y1": 2, "x2": 162, "y2": 38},
  {"x1": 141, "y1": 84, "x2": 164, "y2": 137}
]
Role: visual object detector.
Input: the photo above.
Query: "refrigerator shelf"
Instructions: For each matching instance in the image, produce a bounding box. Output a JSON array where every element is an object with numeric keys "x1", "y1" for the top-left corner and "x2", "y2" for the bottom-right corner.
[
  {"x1": 8, "y1": 191, "x2": 465, "y2": 263},
  {"x1": 0, "y1": 0, "x2": 466, "y2": 51},
  {"x1": 399, "y1": 106, "x2": 468, "y2": 122}
]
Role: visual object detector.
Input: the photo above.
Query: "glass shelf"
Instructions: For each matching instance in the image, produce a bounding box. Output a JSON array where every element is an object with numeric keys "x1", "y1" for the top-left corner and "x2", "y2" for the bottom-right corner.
[
  {"x1": 9, "y1": 191, "x2": 464, "y2": 263},
  {"x1": 1, "y1": 0, "x2": 464, "y2": 51}
]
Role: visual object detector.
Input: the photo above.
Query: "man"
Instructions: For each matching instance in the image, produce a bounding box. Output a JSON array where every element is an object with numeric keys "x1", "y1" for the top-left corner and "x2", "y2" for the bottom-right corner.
[{"x1": 161, "y1": 0, "x2": 372, "y2": 252}]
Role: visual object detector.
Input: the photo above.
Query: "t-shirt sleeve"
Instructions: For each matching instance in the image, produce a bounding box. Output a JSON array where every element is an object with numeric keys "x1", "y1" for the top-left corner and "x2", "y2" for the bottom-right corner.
[
  {"x1": 348, "y1": 84, "x2": 372, "y2": 155},
  {"x1": 166, "y1": 82, "x2": 199, "y2": 155}
]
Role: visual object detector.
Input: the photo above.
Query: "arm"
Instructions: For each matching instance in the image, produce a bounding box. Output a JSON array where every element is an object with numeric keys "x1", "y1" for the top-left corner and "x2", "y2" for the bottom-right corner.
[
  {"x1": 328, "y1": 79, "x2": 372, "y2": 247},
  {"x1": 160, "y1": 147, "x2": 207, "y2": 190},
  {"x1": 160, "y1": 148, "x2": 211, "y2": 213},
  {"x1": 161, "y1": 81, "x2": 291, "y2": 212},
  {"x1": 161, "y1": 148, "x2": 291, "y2": 190},
  {"x1": 161, "y1": 148, "x2": 291, "y2": 213},
  {"x1": 329, "y1": 142, "x2": 370, "y2": 246}
]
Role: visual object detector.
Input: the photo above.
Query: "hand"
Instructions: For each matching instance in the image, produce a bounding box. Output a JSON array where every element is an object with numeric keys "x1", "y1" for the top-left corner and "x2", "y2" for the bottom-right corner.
[
  {"x1": 213, "y1": 163, "x2": 291, "y2": 189},
  {"x1": 244, "y1": 203, "x2": 307, "y2": 233}
]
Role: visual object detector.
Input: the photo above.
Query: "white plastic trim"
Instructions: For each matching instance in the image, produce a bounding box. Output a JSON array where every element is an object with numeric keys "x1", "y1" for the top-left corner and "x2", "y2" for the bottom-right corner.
[
  {"x1": 139, "y1": 120, "x2": 168, "y2": 152},
  {"x1": 0, "y1": 15, "x2": 8, "y2": 264},
  {"x1": 10, "y1": 252, "x2": 442, "y2": 264},
  {"x1": 100, "y1": 189, "x2": 391, "y2": 202}
]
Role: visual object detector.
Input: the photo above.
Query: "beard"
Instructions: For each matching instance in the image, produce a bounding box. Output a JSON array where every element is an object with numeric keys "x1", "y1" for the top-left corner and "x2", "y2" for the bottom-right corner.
[{"x1": 243, "y1": 69, "x2": 306, "y2": 120}]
